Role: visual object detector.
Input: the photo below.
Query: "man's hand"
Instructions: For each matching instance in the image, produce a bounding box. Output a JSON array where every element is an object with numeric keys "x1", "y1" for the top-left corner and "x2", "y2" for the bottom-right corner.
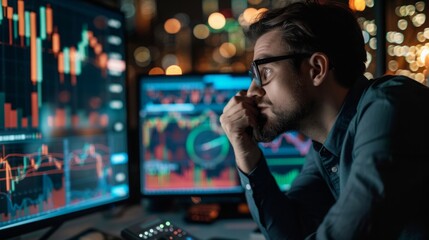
[{"x1": 220, "y1": 90, "x2": 262, "y2": 174}]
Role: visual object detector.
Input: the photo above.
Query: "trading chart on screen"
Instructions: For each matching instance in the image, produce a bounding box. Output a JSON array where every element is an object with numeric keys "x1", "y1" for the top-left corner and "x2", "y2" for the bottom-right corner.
[
  {"x1": 139, "y1": 74, "x2": 311, "y2": 195},
  {"x1": 140, "y1": 75, "x2": 247, "y2": 195},
  {"x1": 0, "y1": 0, "x2": 129, "y2": 229},
  {"x1": 260, "y1": 132, "x2": 311, "y2": 191}
]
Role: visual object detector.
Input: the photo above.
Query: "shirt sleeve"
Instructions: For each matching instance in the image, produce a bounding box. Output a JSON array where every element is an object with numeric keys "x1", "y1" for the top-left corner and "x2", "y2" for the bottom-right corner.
[{"x1": 238, "y1": 147, "x2": 335, "y2": 240}]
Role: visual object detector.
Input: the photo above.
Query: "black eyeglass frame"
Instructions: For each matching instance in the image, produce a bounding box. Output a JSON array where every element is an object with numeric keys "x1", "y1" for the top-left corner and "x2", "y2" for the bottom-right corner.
[{"x1": 249, "y1": 53, "x2": 312, "y2": 87}]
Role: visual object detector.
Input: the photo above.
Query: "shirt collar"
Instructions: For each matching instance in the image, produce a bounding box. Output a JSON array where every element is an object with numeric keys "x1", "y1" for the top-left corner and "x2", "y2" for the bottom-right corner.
[{"x1": 321, "y1": 76, "x2": 371, "y2": 157}]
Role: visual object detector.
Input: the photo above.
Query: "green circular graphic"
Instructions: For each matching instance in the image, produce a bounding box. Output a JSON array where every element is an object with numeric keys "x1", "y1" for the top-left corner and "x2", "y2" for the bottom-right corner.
[{"x1": 186, "y1": 124, "x2": 230, "y2": 169}]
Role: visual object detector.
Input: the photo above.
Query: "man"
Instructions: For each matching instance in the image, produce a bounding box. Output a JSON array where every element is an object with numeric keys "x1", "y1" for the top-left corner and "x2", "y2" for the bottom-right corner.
[{"x1": 219, "y1": 1, "x2": 429, "y2": 239}]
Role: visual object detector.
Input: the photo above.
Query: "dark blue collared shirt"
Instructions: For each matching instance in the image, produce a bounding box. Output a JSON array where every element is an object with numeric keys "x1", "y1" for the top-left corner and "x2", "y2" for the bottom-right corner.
[{"x1": 239, "y1": 75, "x2": 429, "y2": 239}]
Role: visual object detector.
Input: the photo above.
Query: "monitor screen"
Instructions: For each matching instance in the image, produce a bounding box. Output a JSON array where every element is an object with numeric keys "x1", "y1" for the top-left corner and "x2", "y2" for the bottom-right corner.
[
  {"x1": 0, "y1": 0, "x2": 129, "y2": 236},
  {"x1": 139, "y1": 74, "x2": 310, "y2": 196}
]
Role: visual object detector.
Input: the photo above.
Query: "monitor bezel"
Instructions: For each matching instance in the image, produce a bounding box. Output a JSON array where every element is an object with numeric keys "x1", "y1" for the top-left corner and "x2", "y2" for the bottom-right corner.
[
  {"x1": 1, "y1": 0, "x2": 132, "y2": 238},
  {"x1": 137, "y1": 72, "x2": 250, "y2": 198}
]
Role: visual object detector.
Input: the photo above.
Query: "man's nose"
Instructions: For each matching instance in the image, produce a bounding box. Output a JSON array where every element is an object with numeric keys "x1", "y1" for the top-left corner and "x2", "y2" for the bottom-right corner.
[{"x1": 247, "y1": 80, "x2": 265, "y2": 98}]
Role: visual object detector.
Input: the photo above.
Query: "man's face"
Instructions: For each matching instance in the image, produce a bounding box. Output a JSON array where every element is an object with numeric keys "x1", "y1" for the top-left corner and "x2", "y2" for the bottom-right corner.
[{"x1": 249, "y1": 30, "x2": 314, "y2": 142}]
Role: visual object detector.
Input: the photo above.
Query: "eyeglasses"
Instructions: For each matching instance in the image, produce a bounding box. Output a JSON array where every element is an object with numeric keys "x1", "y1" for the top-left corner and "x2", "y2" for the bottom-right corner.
[{"x1": 249, "y1": 53, "x2": 311, "y2": 87}]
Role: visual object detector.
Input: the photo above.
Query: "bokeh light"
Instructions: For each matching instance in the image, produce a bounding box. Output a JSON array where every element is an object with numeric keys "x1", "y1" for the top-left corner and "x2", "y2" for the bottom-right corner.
[
  {"x1": 164, "y1": 18, "x2": 181, "y2": 34},
  {"x1": 193, "y1": 24, "x2": 210, "y2": 39},
  {"x1": 162, "y1": 54, "x2": 178, "y2": 69},
  {"x1": 134, "y1": 46, "x2": 151, "y2": 67},
  {"x1": 165, "y1": 65, "x2": 182, "y2": 75},
  {"x1": 208, "y1": 12, "x2": 226, "y2": 30},
  {"x1": 219, "y1": 42, "x2": 237, "y2": 58},
  {"x1": 148, "y1": 67, "x2": 164, "y2": 75},
  {"x1": 349, "y1": 0, "x2": 366, "y2": 11}
]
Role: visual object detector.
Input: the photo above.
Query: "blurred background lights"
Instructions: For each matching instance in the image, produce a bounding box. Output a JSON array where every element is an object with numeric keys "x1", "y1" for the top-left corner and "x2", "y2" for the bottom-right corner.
[
  {"x1": 219, "y1": 42, "x2": 237, "y2": 58},
  {"x1": 365, "y1": 51, "x2": 372, "y2": 68},
  {"x1": 121, "y1": 0, "x2": 135, "y2": 18},
  {"x1": 412, "y1": 13, "x2": 426, "y2": 27},
  {"x1": 364, "y1": 72, "x2": 373, "y2": 80},
  {"x1": 365, "y1": 21, "x2": 377, "y2": 35},
  {"x1": 134, "y1": 46, "x2": 151, "y2": 67},
  {"x1": 242, "y1": 8, "x2": 265, "y2": 25},
  {"x1": 424, "y1": 28, "x2": 429, "y2": 39},
  {"x1": 362, "y1": 30, "x2": 370, "y2": 44},
  {"x1": 365, "y1": 0, "x2": 374, "y2": 8},
  {"x1": 119, "y1": 0, "x2": 428, "y2": 86},
  {"x1": 415, "y1": 73, "x2": 426, "y2": 83},
  {"x1": 388, "y1": 60, "x2": 399, "y2": 71},
  {"x1": 148, "y1": 67, "x2": 164, "y2": 75},
  {"x1": 114, "y1": 122, "x2": 124, "y2": 132},
  {"x1": 417, "y1": 32, "x2": 426, "y2": 42},
  {"x1": 398, "y1": 19, "x2": 408, "y2": 30},
  {"x1": 349, "y1": 0, "x2": 366, "y2": 11},
  {"x1": 139, "y1": 0, "x2": 156, "y2": 16},
  {"x1": 208, "y1": 12, "x2": 226, "y2": 30},
  {"x1": 410, "y1": 61, "x2": 419, "y2": 72},
  {"x1": 164, "y1": 18, "x2": 182, "y2": 34},
  {"x1": 388, "y1": 45, "x2": 395, "y2": 56},
  {"x1": 405, "y1": 5, "x2": 416, "y2": 16},
  {"x1": 202, "y1": 0, "x2": 219, "y2": 16},
  {"x1": 193, "y1": 24, "x2": 210, "y2": 39},
  {"x1": 420, "y1": 48, "x2": 429, "y2": 65},
  {"x1": 162, "y1": 54, "x2": 178, "y2": 69},
  {"x1": 369, "y1": 37, "x2": 377, "y2": 50},
  {"x1": 165, "y1": 65, "x2": 183, "y2": 75},
  {"x1": 248, "y1": 0, "x2": 263, "y2": 5},
  {"x1": 416, "y1": 1, "x2": 425, "y2": 12},
  {"x1": 212, "y1": 48, "x2": 225, "y2": 64}
]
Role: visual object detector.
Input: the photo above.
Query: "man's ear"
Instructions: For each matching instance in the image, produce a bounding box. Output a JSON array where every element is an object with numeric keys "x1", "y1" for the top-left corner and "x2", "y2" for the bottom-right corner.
[{"x1": 308, "y1": 52, "x2": 329, "y2": 87}]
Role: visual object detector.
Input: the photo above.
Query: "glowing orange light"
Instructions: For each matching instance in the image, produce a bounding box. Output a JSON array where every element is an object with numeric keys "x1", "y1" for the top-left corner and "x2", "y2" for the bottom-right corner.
[
  {"x1": 349, "y1": 0, "x2": 366, "y2": 11},
  {"x1": 164, "y1": 18, "x2": 181, "y2": 34},
  {"x1": 148, "y1": 67, "x2": 165, "y2": 75}
]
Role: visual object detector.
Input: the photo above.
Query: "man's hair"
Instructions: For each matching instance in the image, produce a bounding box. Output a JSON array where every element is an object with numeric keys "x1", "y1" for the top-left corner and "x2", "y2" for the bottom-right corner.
[{"x1": 247, "y1": 0, "x2": 367, "y2": 88}]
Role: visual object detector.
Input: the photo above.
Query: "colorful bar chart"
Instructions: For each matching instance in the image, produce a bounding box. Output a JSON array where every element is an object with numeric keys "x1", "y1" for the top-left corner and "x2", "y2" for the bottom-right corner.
[{"x1": 0, "y1": 0, "x2": 129, "y2": 232}]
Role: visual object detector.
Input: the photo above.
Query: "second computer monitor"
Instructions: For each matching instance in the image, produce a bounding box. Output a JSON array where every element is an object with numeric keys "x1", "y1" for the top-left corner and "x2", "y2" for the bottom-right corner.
[{"x1": 139, "y1": 73, "x2": 311, "y2": 196}]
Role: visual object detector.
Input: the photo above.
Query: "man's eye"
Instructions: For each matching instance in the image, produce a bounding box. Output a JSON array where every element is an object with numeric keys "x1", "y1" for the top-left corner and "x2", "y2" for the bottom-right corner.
[{"x1": 261, "y1": 68, "x2": 272, "y2": 83}]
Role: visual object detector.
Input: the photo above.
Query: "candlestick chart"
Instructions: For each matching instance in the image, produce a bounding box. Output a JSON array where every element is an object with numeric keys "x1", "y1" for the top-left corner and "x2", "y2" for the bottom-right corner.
[{"x1": 0, "y1": 0, "x2": 129, "y2": 230}]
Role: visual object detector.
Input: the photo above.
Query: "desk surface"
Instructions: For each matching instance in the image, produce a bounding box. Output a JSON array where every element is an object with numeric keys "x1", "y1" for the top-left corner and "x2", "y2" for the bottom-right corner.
[{"x1": 14, "y1": 202, "x2": 261, "y2": 240}]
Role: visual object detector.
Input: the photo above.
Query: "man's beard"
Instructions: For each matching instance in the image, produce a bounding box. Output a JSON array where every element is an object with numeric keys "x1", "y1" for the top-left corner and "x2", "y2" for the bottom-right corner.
[
  {"x1": 252, "y1": 108, "x2": 300, "y2": 142},
  {"x1": 252, "y1": 98, "x2": 311, "y2": 143}
]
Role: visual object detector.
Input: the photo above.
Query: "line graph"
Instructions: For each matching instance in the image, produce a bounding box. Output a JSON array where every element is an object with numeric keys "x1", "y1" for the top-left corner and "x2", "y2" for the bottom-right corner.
[
  {"x1": 142, "y1": 110, "x2": 222, "y2": 147},
  {"x1": 0, "y1": 139, "x2": 114, "y2": 226},
  {"x1": 260, "y1": 132, "x2": 312, "y2": 157},
  {"x1": 0, "y1": 142, "x2": 65, "y2": 222}
]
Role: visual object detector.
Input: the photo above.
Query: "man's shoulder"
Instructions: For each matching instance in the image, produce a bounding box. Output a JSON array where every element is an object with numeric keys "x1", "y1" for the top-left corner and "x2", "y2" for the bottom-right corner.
[
  {"x1": 362, "y1": 75, "x2": 428, "y2": 99},
  {"x1": 368, "y1": 75, "x2": 427, "y2": 90}
]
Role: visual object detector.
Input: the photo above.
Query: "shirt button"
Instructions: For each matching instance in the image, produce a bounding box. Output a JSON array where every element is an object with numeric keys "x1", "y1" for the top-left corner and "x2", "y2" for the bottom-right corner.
[
  {"x1": 245, "y1": 184, "x2": 252, "y2": 190},
  {"x1": 331, "y1": 165, "x2": 338, "y2": 173}
]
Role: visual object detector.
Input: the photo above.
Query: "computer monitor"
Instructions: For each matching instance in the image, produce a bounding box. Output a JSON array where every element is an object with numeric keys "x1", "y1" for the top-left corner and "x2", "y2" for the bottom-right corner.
[
  {"x1": 0, "y1": 0, "x2": 129, "y2": 237},
  {"x1": 139, "y1": 73, "x2": 310, "y2": 196}
]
